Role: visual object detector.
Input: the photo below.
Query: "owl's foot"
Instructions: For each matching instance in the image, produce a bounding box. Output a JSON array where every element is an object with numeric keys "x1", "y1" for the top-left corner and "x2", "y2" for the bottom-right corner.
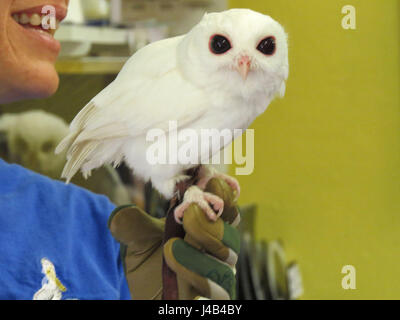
[
  {"x1": 174, "y1": 186, "x2": 224, "y2": 224},
  {"x1": 197, "y1": 167, "x2": 240, "y2": 199}
]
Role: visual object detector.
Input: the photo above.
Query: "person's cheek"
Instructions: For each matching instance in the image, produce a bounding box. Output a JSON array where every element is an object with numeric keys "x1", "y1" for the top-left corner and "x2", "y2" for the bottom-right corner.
[{"x1": 0, "y1": 0, "x2": 61, "y2": 103}]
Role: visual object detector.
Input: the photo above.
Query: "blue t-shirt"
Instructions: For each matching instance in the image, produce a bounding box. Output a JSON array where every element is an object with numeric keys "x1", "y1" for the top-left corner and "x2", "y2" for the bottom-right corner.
[{"x1": 0, "y1": 159, "x2": 131, "y2": 300}]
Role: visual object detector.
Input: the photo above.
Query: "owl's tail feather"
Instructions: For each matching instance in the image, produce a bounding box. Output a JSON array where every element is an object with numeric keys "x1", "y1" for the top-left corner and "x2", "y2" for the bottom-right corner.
[
  {"x1": 55, "y1": 101, "x2": 97, "y2": 155},
  {"x1": 55, "y1": 131, "x2": 80, "y2": 155},
  {"x1": 61, "y1": 138, "x2": 126, "y2": 183},
  {"x1": 57, "y1": 100, "x2": 130, "y2": 182},
  {"x1": 61, "y1": 140, "x2": 101, "y2": 183}
]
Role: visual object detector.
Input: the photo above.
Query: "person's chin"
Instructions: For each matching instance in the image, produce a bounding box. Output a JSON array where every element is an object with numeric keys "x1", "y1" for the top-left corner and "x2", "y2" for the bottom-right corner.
[
  {"x1": 11, "y1": 63, "x2": 60, "y2": 102},
  {"x1": 24, "y1": 71, "x2": 60, "y2": 100}
]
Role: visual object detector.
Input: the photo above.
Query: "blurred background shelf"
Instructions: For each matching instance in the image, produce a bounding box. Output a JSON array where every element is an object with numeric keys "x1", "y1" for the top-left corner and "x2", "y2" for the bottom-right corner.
[
  {"x1": 55, "y1": 24, "x2": 128, "y2": 44},
  {"x1": 53, "y1": 0, "x2": 227, "y2": 72},
  {"x1": 56, "y1": 56, "x2": 129, "y2": 74}
]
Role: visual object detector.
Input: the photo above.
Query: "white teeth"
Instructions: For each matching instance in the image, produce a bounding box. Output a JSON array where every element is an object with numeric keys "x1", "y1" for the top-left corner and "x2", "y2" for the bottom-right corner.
[
  {"x1": 19, "y1": 13, "x2": 30, "y2": 24},
  {"x1": 30, "y1": 13, "x2": 41, "y2": 26},
  {"x1": 12, "y1": 13, "x2": 61, "y2": 35}
]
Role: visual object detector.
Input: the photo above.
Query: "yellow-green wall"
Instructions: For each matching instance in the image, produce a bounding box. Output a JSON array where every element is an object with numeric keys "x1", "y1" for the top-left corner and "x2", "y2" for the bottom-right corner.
[{"x1": 229, "y1": 0, "x2": 400, "y2": 299}]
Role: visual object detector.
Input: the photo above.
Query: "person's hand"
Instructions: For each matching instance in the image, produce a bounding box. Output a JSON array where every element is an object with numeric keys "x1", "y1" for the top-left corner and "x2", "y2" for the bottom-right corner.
[{"x1": 108, "y1": 178, "x2": 241, "y2": 300}]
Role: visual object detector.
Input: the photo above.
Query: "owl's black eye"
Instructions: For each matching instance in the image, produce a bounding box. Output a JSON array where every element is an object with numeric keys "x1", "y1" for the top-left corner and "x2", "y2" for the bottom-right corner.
[
  {"x1": 257, "y1": 36, "x2": 276, "y2": 56},
  {"x1": 209, "y1": 35, "x2": 231, "y2": 55}
]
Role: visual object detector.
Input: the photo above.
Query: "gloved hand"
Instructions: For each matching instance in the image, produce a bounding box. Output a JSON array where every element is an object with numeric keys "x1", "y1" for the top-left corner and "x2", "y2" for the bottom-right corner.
[{"x1": 108, "y1": 178, "x2": 241, "y2": 300}]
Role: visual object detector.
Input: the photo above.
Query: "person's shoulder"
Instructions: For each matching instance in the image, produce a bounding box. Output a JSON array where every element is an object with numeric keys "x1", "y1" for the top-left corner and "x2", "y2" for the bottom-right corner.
[{"x1": 0, "y1": 158, "x2": 115, "y2": 218}]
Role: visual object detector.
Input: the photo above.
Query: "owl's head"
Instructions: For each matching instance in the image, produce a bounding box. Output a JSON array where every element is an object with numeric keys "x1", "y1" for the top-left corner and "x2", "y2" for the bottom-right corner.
[{"x1": 178, "y1": 9, "x2": 289, "y2": 102}]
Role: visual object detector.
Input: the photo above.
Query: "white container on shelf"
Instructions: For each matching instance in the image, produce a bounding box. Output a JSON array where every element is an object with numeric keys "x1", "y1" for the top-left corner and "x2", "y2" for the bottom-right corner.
[
  {"x1": 110, "y1": 0, "x2": 158, "y2": 26},
  {"x1": 81, "y1": 0, "x2": 110, "y2": 23},
  {"x1": 63, "y1": 0, "x2": 85, "y2": 24}
]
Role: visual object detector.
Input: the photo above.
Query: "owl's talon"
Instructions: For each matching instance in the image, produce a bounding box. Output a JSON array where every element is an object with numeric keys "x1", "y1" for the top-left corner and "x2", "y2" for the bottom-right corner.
[
  {"x1": 203, "y1": 192, "x2": 224, "y2": 218},
  {"x1": 174, "y1": 203, "x2": 188, "y2": 224},
  {"x1": 173, "y1": 186, "x2": 224, "y2": 223}
]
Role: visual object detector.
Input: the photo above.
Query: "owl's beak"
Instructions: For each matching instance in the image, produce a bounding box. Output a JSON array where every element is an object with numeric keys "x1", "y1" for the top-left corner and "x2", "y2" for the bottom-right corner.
[{"x1": 236, "y1": 55, "x2": 251, "y2": 80}]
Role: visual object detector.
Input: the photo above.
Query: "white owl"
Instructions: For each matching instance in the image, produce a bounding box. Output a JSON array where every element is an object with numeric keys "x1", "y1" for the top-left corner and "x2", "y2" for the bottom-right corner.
[{"x1": 57, "y1": 9, "x2": 289, "y2": 222}]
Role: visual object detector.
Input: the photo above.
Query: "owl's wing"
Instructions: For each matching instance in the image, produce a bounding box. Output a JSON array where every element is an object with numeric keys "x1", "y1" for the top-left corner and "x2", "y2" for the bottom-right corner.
[{"x1": 57, "y1": 36, "x2": 210, "y2": 181}]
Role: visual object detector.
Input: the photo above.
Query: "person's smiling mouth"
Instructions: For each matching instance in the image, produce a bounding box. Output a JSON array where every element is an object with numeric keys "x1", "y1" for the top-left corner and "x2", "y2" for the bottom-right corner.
[{"x1": 10, "y1": 4, "x2": 67, "y2": 52}]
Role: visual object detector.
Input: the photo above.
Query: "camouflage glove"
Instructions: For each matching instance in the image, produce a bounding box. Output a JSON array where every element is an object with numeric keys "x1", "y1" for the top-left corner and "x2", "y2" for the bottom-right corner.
[{"x1": 108, "y1": 178, "x2": 241, "y2": 300}]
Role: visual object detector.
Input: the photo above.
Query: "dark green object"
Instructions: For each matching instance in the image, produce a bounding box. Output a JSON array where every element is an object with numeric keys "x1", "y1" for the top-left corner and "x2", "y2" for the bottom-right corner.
[{"x1": 172, "y1": 239, "x2": 236, "y2": 299}]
